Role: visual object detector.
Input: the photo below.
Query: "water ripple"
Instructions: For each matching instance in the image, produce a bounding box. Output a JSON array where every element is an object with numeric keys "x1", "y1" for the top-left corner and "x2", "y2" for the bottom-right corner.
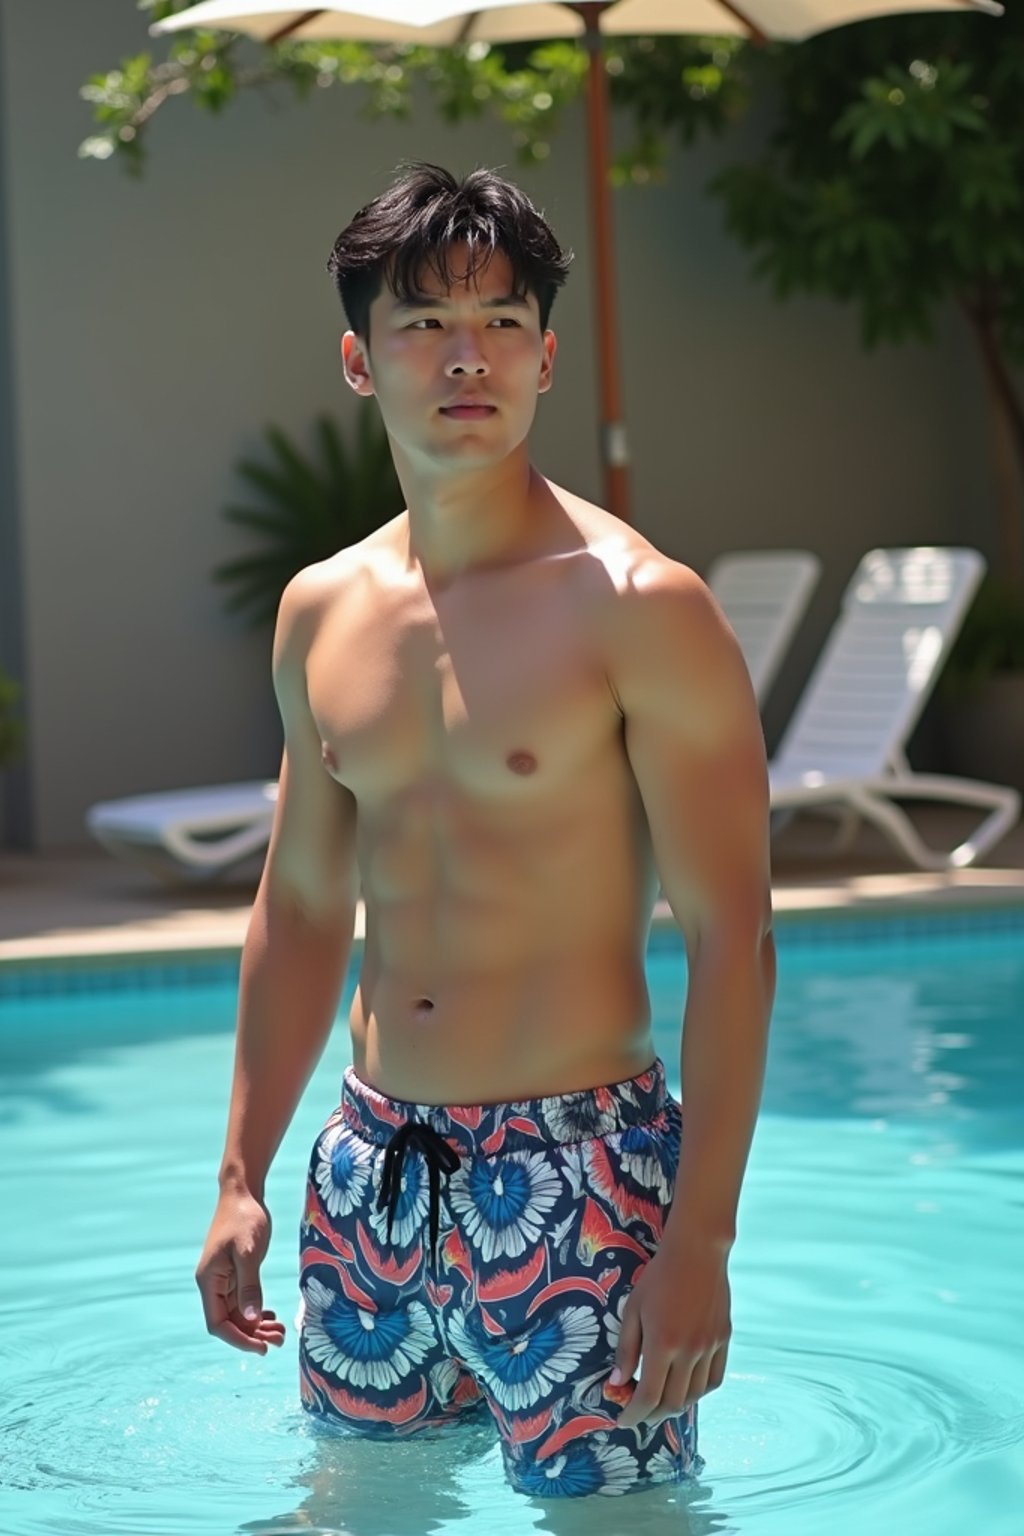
[
  {"x1": 3, "y1": 1325, "x2": 1023, "y2": 1536},
  {"x1": 702, "y1": 1339, "x2": 1024, "y2": 1518}
]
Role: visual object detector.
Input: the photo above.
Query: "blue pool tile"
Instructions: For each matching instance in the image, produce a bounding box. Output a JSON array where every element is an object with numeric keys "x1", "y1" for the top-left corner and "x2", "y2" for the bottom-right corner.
[
  {"x1": 1, "y1": 907, "x2": 1023, "y2": 998},
  {"x1": 0, "y1": 955, "x2": 241, "y2": 999}
]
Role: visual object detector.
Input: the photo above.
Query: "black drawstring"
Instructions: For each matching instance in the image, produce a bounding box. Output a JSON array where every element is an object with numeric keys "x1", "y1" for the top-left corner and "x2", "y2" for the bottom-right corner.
[{"x1": 375, "y1": 1121, "x2": 461, "y2": 1266}]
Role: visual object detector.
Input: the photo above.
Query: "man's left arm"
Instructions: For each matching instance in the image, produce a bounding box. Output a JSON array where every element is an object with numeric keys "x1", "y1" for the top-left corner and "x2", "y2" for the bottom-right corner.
[{"x1": 605, "y1": 555, "x2": 777, "y2": 1428}]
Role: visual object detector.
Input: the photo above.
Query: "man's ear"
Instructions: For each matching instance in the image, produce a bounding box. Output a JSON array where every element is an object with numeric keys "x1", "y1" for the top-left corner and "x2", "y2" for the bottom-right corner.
[
  {"x1": 538, "y1": 330, "x2": 557, "y2": 394},
  {"x1": 342, "y1": 330, "x2": 375, "y2": 397}
]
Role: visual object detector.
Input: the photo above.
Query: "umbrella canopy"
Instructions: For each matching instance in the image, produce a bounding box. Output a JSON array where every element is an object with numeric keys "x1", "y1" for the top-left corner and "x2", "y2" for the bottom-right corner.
[
  {"x1": 153, "y1": 0, "x2": 1004, "y2": 522},
  {"x1": 152, "y1": 0, "x2": 1003, "y2": 46}
]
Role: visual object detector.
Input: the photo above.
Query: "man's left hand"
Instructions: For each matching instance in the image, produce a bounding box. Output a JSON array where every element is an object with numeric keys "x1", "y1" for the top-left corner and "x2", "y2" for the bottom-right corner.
[{"x1": 613, "y1": 1236, "x2": 731, "y2": 1429}]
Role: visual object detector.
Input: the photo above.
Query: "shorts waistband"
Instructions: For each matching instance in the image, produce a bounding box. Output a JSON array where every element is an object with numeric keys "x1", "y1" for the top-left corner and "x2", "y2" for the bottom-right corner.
[{"x1": 339, "y1": 1057, "x2": 669, "y2": 1159}]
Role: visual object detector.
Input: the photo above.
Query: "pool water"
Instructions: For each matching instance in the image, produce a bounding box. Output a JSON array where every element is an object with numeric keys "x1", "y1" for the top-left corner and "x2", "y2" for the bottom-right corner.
[{"x1": 1, "y1": 924, "x2": 1022, "y2": 1536}]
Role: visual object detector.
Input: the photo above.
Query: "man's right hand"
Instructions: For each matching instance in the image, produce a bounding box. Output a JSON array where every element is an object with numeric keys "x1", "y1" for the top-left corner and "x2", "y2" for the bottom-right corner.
[{"x1": 195, "y1": 1187, "x2": 287, "y2": 1354}]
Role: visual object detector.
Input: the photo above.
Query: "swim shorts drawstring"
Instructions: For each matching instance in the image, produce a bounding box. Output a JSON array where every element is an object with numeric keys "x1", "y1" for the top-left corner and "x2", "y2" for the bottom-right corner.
[{"x1": 375, "y1": 1121, "x2": 461, "y2": 1266}]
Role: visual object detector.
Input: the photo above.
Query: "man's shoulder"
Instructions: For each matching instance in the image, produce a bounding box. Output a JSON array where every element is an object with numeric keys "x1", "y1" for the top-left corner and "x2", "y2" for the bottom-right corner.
[
  {"x1": 280, "y1": 513, "x2": 408, "y2": 617},
  {"x1": 552, "y1": 501, "x2": 741, "y2": 707},
  {"x1": 554, "y1": 488, "x2": 711, "y2": 618}
]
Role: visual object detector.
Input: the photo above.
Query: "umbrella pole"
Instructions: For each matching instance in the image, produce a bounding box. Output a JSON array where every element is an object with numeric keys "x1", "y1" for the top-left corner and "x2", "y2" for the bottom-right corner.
[
  {"x1": 268, "y1": 6, "x2": 631, "y2": 520},
  {"x1": 575, "y1": 3, "x2": 630, "y2": 524}
]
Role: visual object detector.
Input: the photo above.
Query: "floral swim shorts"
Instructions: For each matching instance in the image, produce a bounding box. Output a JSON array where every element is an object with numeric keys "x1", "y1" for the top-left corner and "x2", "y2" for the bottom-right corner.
[{"x1": 297, "y1": 1056, "x2": 702, "y2": 1498}]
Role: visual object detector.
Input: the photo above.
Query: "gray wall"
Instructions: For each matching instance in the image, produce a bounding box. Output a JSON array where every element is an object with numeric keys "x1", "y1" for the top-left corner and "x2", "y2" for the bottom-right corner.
[
  {"x1": 0, "y1": 1, "x2": 32, "y2": 849},
  {"x1": 0, "y1": 0, "x2": 1003, "y2": 850}
]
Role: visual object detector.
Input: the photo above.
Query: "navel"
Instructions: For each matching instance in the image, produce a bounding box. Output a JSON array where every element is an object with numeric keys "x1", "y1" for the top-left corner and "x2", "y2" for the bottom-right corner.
[
  {"x1": 506, "y1": 749, "x2": 538, "y2": 777},
  {"x1": 412, "y1": 997, "x2": 435, "y2": 1017}
]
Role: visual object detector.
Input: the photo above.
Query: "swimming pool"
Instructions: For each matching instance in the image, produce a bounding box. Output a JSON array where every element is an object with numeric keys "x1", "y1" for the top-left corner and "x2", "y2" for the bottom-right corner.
[{"x1": 1, "y1": 915, "x2": 1022, "y2": 1536}]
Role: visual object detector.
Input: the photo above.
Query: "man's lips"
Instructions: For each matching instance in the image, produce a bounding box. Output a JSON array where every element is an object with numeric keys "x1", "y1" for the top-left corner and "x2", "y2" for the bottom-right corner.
[{"x1": 439, "y1": 402, "x2": 497, "y2": 418}]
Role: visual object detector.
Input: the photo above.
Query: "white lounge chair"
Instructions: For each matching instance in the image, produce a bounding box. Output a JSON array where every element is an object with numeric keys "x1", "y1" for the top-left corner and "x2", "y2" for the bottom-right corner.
[
  {"x1": 86, "y1": 780, "x2": 278, "y2": 885},
  {"x1": 769, "y1": 547, "x2": 1021, "y2": 870},
  {"x1": 706, "y1": 550, "x2": 821, "y2": 705}
]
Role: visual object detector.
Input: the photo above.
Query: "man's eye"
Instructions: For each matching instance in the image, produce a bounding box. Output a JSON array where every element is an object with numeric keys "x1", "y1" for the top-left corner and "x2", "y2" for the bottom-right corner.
[
  {"x1": 409, "y1": 318, "x2": 441, "y2": 329},
  {"x1": 491, "y1": 317, "x2": 521, "y2": 327}
]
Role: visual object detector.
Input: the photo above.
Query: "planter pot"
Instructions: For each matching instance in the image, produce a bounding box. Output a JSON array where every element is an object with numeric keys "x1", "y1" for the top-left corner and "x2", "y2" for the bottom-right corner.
[{"x1": 939, "y1": 672, "x2": 1024, "y2": 795}]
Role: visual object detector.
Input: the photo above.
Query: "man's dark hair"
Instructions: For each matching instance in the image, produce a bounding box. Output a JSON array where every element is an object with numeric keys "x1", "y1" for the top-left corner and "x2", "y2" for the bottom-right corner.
[{"x1": 327, "y1": 162, "x2": 573, "y2": 340}]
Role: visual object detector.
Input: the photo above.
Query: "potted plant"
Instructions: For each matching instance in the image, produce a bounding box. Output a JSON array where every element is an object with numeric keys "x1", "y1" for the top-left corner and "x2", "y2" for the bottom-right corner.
[
  {"x1": 213, "y1": 410, "x2": 404, "y2": 628},
  {"x1": 0, "y1": 670, "x2": 25, "y2": 771},
  {"x1": 937, "y1": 575, "x2": 1024, "y2": 793}
]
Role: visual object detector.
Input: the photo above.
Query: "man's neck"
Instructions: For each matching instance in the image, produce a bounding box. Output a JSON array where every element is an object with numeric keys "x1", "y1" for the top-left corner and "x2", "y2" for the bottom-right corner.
[{"x1": 395, "y1": 450, "x2": 546, "y2": 587}]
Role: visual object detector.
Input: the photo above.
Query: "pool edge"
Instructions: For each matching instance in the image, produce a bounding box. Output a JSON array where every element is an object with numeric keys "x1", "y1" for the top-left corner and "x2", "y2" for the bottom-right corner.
[{"x1": 2, "y1": 887, "x2": 1024, "y2": 980}]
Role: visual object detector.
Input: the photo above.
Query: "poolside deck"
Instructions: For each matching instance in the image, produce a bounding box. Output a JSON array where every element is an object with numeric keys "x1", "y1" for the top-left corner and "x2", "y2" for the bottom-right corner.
[{"x1": 1, "y1": 803, "x2": 1023, "y2": 966}]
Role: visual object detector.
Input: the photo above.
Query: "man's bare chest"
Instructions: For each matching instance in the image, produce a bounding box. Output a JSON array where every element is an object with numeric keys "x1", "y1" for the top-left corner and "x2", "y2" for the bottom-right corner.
[{"x1": 304, "y1": 572, "x2": 618, "y2": 802}]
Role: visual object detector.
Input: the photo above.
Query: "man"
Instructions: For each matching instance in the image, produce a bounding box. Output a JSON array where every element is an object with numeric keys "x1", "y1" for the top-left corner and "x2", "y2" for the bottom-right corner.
[{"x1": 195, "y1": 162, "x2": 776, "y2": 1501}]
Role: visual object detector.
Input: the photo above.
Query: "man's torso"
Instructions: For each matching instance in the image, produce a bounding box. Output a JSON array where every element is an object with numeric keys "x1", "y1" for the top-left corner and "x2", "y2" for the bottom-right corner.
[{"x1": 303, "y1": 486, "x2": 669, "y2": 1103}]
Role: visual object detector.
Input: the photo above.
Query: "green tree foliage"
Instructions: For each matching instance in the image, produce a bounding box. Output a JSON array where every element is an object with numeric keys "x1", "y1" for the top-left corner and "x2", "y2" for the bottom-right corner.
[
  {"x1": 709, "y1": 10, "x2": 1024, "y2": 591},
  {"x1": 80, "y1": 1, "x2": 746, "y2": 181},
  {"x1": 711, "y1": 14, "x2": 1023, "y2": 352}
]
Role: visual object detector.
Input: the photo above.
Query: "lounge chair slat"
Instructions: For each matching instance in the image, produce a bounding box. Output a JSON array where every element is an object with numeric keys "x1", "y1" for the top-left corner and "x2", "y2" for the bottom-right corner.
[{"x1": 707, "y1": 551, "x2": 821, "y2": 706}]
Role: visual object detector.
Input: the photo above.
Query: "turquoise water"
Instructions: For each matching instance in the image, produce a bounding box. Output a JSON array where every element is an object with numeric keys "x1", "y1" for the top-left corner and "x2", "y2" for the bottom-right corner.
[{"x1": 1, "y1": 925, "x2": 1023, "y2": 1536}]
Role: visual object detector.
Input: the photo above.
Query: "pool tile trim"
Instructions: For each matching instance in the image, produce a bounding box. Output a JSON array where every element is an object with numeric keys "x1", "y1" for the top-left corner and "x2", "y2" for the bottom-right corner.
[{"x1": 1, "y1": 903, "x2": 1022, "y2": 999}]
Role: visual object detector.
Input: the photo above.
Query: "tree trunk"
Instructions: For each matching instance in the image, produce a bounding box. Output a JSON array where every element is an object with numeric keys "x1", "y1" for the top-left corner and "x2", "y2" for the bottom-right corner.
[{"x1": 960, "y1": 295, "x2": 1024, "y2": 591}]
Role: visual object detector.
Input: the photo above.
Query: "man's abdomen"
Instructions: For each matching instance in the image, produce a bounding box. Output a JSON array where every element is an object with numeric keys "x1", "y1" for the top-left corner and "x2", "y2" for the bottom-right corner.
[
  {"x1": 349, "y1": 943, "x2": 656, "y2": 1105},
  {"x1": 348, "y1": 753, "x2": 660, "y2": 1104}
]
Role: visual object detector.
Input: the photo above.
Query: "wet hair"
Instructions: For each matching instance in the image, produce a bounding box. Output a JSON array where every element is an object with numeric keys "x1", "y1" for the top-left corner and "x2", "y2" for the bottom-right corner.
[{"x1": 326, "y1": 161, "x2": 573, "y2": 341}]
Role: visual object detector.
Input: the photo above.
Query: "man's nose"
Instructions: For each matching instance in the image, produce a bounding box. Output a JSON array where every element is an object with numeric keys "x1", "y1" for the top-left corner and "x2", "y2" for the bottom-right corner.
[{"x1": 444, "y1": 338, "x2": 489, "y2": 376}]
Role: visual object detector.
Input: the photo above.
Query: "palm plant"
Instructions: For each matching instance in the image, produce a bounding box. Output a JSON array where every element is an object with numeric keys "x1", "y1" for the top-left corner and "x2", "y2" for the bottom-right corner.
[{"x1": 213, "y1": 410, "x2": 404, "y2": 628}]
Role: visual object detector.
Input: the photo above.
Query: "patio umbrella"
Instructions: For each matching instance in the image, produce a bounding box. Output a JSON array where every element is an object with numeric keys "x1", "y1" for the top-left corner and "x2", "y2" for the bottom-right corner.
[{"x1": 152, "y1": 0, "x2": 1004, "y2": 523}]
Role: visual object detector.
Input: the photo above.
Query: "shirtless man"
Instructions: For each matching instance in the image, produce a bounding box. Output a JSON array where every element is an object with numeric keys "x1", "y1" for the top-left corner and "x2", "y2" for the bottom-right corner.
[{"x1": 195, "y1": 162, "x2": 776, "y2": 1501}]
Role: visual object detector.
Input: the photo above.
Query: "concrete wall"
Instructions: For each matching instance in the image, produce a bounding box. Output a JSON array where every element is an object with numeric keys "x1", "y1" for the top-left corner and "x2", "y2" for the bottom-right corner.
[
  {"x1": 0, "y1": 1, "x2": 32, "y2": 848},
  {"x1": 0, "y1": 0, "x2": 1000, "y2": 850}
]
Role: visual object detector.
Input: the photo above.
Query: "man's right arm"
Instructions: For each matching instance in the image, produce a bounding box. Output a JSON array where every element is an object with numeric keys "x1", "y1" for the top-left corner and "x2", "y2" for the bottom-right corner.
[
  {"x1": 218, "y1": 564, "x2": 359, "y2": 1202},
  {"x1": 195, "y1": 566, "x2": 358, "y2": 1353}
]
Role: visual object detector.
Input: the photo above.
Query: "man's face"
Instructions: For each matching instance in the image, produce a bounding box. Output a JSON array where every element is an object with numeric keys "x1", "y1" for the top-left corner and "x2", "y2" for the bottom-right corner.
[{"x1": 342, "y1": 243, "x2": 556, "y2": 472}]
